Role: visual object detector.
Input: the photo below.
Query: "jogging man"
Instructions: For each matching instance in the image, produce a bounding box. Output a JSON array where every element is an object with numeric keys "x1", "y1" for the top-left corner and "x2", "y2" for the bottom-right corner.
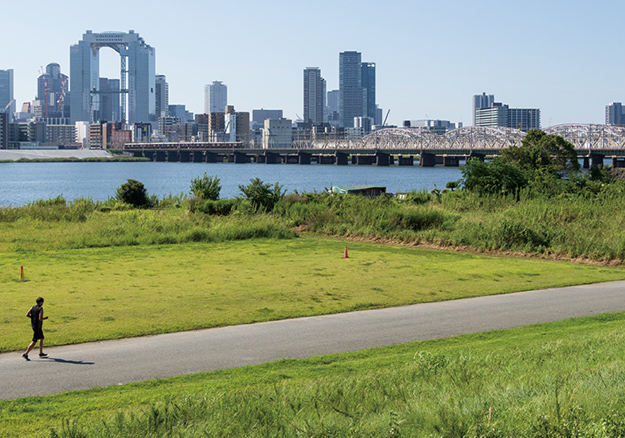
[{"x1": 22, "y1": 297, "x2": 48, "y2": 361}]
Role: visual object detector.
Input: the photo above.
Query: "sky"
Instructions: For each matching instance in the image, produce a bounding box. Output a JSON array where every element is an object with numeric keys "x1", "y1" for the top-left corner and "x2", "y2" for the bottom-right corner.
[{"x1": 2, "y1": 0, "x2": 624, "y2": 127}]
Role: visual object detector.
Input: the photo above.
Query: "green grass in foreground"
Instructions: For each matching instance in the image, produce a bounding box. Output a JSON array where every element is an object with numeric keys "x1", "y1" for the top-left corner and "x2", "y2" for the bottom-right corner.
[
  {"x1": 2, "y1": 312, "x2": 625, "y2": 437},
  {"x1": 3, "y1": 238, "x2": 624, "y2": 353}
]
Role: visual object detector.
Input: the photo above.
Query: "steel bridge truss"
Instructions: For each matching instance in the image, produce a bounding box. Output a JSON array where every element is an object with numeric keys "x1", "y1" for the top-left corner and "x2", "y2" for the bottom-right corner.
[{"x1": 306, "y1": 124, "x2": 625, "y2": 152}]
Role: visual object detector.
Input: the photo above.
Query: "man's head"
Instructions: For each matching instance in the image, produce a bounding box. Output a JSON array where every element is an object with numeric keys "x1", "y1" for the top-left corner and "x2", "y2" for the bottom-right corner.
[{"x1": 36, "y1": 297, "x2": 44, "y2": 305}]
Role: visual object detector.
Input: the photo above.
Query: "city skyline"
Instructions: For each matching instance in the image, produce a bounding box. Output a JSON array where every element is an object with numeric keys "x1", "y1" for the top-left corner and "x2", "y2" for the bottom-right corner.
[{"x1": 2, "y1": 0, "x2": 624, "y2": 127}]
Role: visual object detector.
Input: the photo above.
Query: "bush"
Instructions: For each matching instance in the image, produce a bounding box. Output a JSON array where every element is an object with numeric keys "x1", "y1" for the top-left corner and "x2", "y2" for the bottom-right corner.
[
  {"x1": 195, "y1": 199, "x2": 238, "y2": 216},
  {"x1": 238, "y1": 178, "x2": 285, "y2": 212},
  {"x1": 115, "y1": 179, "x2": 151, "y2": 208},
  {"x1": 190, "y1": 173, "x2": 221, "y2": 201},
  {"x1": 403, "y1": 189, "x2": 433, "y2": 205}
]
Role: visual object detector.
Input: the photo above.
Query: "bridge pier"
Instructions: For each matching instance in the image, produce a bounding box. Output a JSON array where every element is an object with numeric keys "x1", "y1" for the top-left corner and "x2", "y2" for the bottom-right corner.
[
  {"x1": 205, "y1": 152, "x2": 217, "y2": 163},
  {"x1": 263, "y1": 151, "x2": 281, "y2": 164},
  {"x1": 298, "y1": 152, "x2": 311, "y2": 165},
  {"x1": 155, "y1": 150, "x2": 167, "y2": 162},
  {"x1": 179, "y1": 150, "x2": 191, "y2": 163},
  {"x1": 375, "y1": 152, "x2": 390, "y2": 166},
  {"x1": 591, "y1": 153, "x2": 604, "y2": 168},
  {"x1": 233, "y1": 152, "x2": 248, "y2": 164},
  {"x1": 420, "y1": 152, "x2": 436, "y2": 167},
  {"x1": 613, "y1": 157, "x2": 625, "y2": 168},
  {"x1": 317, "y1": 155, "x2": 334, "y2": 164},
  {"x1": 354, "y1": 154, "x2": 375, "y2": 165},
  {"x1": 335, "y1": 152, "x2": 349, "y2": 165},
  {"x1": 166, "y1": 150, "x2": 179, "y2": 162},
  {"x1": 141, "y1": 150, "x2": 155, "y2": 161},
  {"x1": 397, "y1": 155, "x2": 414, "y2": 166},
  {"x1": 192, "y1": 151, "x2": 205, "y2": 162},
  {"x1": 443, "y1": 156, "x2": 460, "y2": 167}
]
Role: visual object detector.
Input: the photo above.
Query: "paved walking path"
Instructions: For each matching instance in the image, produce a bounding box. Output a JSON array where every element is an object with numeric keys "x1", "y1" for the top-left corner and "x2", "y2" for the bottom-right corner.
[{"x1": 2, "y1": 280, "x2": 624, "y2": 400}]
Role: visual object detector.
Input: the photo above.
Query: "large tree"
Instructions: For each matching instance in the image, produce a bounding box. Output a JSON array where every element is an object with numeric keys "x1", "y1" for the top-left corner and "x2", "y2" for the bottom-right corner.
[{"x1": 500, "y1": 129, "x2": 580, "y2": 174}]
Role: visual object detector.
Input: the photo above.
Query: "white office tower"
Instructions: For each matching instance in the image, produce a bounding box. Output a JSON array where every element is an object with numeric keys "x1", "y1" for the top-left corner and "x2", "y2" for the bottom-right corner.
[{"x1": 204, "y1": 81, "x2": 228, "y2": 114}]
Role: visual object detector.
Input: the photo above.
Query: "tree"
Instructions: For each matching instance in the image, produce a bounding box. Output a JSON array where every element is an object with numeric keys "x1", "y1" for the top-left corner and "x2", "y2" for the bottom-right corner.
[
  {"x1": 190, "y1": 173, "x2": 221, "y2": 201},
  {"x1": 238, "y1": 178, "x2": 285, "y2": 211},
  {"x1": 461, "y1": 157, "x2": 528, "y2": 195},
  {"x1": 115, "y1": 179, "x2": 151, "y2": 208},
  {"x1": 500, "y1": 129, "x2": 580, "y2": 175}
]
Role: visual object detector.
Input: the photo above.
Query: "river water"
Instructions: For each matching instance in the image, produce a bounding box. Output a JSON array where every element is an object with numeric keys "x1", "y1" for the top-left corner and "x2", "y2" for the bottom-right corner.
[{"x1": 0, "y1": 162, "x2": 464, "y2": 207}]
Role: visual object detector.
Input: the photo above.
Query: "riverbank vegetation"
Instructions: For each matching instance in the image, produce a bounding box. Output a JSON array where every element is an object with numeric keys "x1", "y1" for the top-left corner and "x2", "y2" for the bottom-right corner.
[
  {"x1": 3, "y1": 312, "x2": 625, "y2": 437},
  {"x1": 1, "y1": 162, "x2": 625, "y2": 262}
]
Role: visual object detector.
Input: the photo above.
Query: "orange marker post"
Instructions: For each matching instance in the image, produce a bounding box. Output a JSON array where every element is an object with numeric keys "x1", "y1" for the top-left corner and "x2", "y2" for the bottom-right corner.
[
  {"x1": 20, "y1": 266, "x2": 24, "y2": 280},
  {"x1": 344, "y1": 246, "x2": 349, "y2": 258}
]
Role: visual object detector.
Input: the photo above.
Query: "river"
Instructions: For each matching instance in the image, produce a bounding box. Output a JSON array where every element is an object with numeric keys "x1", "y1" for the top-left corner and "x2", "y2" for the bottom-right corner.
[{"x1": 0, "y1": 161, "x2": 464, "y2": 207}]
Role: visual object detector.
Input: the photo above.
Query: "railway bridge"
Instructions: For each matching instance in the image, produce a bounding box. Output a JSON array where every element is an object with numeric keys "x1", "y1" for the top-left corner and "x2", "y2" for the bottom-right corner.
[{"x1": 122, "y1": 124, "x2": 625, "y2": 168}]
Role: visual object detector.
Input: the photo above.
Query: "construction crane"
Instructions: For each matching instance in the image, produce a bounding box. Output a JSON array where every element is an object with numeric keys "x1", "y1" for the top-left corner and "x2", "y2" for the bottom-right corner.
[
  {"x1": 58, "y1": 75, "x2": 67, "y2": 116},
  {"x1": 382, "y1": 109, "x2": 390, "y2": 126}
]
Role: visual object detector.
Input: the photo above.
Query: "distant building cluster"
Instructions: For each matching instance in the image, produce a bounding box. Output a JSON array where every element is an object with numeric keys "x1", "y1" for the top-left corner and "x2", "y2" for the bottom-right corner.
[{"x1": 17, "y1": 28, "x2": 625, "y2": 152}]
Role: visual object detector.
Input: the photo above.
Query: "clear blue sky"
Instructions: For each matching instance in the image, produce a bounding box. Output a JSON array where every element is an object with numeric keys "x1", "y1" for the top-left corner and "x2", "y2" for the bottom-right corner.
[{"x1": 3, "y1": 0, "x2": 623, "y2": 127}]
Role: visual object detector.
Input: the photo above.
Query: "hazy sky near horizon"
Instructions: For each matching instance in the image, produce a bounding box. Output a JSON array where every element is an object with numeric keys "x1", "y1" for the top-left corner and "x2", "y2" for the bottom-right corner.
[{"x1": 3, "y1": 0, "x2": 623, "y2": 127}]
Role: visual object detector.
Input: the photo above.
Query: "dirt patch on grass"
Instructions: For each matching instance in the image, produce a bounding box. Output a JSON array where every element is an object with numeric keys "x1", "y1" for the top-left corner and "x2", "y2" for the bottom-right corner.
[{"x1": 296, "y1": 231, "x2": 624, "y2": 267}]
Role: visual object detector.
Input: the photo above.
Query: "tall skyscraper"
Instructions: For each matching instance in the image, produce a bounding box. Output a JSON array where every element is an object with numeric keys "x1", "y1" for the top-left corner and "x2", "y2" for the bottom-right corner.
[
  {"x1": 606, "y1": 102, "x2": 624, "y2": 125},
  {"x1": 303, "y1": 67, "x2": 326, "y2": 125},
  {"x1": 361, "y1": 62, "x2": 376, "y2": 121},
  {"x1": 0, "y1": 69, "x2": 15, "y2": 122},
  {"x1": 204, "y1": 81, "x2": 227, "y2": 114},
  {"x1": 339, "y1": 51, "x2": 363, "y2": 128},
  {"x1": 36, "y1": 63, "x2": 68, "y2": 120},
  {"x1": 70, "y1": 30, "x2": 156, "y2": 124},
  {"x1": 155, "y1": 75, "x2": 169, "y2": 118},
  {"x1": 473, "y1": 92, "x2": 495, "y2": 126}
]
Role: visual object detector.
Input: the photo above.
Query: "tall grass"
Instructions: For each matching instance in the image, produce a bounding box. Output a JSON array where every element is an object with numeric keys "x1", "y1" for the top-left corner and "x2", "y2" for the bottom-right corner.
[{"x1": 4, "y1": 183, "x2": 625, "y2": 261}]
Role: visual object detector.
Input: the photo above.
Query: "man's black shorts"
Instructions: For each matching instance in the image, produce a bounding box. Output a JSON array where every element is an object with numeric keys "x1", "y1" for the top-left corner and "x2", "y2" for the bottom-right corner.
[{"x1": 32, "y1": 328, "x2": 44, "y2": 342}]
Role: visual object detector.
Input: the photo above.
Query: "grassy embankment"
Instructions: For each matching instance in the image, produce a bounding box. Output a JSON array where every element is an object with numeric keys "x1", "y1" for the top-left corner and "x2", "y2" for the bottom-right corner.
[
  {"x1": 2, "y1": 189, "x2": 625, "y2": 436},
  {"x1": 2, "y1": 313, "x2": 625, "y2": 437},
  {"x1": 6, "y1": 236, "x2": 624, "y2": 353}
]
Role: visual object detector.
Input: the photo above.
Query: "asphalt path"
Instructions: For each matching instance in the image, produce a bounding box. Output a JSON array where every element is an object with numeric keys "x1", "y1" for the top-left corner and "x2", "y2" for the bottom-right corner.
[{"x1": 2, "y1": 280, "x2": 625, "y2": 400}]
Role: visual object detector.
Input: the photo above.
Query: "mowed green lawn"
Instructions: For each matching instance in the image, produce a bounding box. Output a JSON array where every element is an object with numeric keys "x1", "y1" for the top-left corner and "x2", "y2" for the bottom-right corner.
[{"x1": 2, "y1": 237, "x2": 625, "y2": 352}]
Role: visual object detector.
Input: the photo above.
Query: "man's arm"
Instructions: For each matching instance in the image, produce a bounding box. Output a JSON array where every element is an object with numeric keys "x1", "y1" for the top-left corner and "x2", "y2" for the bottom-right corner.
[
  {"x1": 39, "y1": 309, "x2": 48, "y2": 321},
  {"x1": 26, "y1": 308, "x2": 32, "y2": 318}
]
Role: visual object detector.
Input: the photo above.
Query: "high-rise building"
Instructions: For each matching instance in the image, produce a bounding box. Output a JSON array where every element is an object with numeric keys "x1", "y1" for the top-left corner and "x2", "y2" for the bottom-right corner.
[
  {"x1": 475, "y1": 102, "x2": 540, "y2": 132},
  {"x1": 327, "y1": 89, "x2": 339, "y2": 126},
  {"x1": 97, "y1": 78, "x2": 121, "y2": 122},
  {"x1": 339, "y1": 51, "x2": 363, "y2": 128},
  {"x1": 303, "y1": 68, "x2": 326, "y2": 125},
  {"x1": 70, "y1": 30, "x2": 156, "y2": 124},
  {"x1": 204, "y1": 81, "x2": 227, "y2": 114},
  {"x1": 0, "y1": 69, "x2": 15, "y2": 122},
  {"x1": 361, "y1": 62, "x2": 376, "y2": 120},
  {"x1": 473, "y1": 92, "x2": 495, "y2": 126},
  {"x1": 606, "y1": 102, "x2": 624, "y2": 126},
  {"x1": 36, "y1": 63, "x2": 69, "y2": 120},
  {"x1": 155, "y1": 75, "x2": 169, "y2": 118}
]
